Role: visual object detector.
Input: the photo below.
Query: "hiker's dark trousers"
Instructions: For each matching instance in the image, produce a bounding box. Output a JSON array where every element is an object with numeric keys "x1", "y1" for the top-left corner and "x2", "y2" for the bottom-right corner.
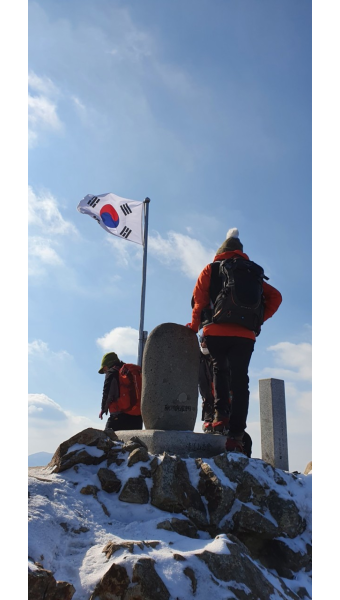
[
  {"x1": 105, "y1": 413, "x2": 143, "y2": 432},
  {"x1": 205, "y1": 335, "x2": 255, "y2": 435}
]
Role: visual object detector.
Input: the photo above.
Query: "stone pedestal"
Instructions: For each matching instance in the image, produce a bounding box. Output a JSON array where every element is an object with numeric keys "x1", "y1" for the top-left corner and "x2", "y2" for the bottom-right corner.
[
  {"x1": 259, "y1": 378, "x2": 289, "y2": 471},
  {"x1": 115, "y1": 430, "x2": 226, "y2": 458},
  {"x1": 141, "y1": 323, "x2": 200, "y2": 431}
]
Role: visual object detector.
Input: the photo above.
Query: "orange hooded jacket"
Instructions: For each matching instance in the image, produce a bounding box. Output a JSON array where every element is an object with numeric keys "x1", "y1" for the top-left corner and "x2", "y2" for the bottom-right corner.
[{"x1": 190, "y1": 249, "x2": 282, "y2": 340}]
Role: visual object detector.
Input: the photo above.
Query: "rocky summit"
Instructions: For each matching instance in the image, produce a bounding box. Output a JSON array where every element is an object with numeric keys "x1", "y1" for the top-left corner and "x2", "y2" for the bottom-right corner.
[{"x1": 28, "y1": 428, "x2": 312, "y2": 600}]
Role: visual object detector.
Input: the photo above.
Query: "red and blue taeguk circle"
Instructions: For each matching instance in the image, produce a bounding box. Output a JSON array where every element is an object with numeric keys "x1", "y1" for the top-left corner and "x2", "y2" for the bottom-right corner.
[{"x1": 100, "y1": 204, "x2": 120, "y2": 228}]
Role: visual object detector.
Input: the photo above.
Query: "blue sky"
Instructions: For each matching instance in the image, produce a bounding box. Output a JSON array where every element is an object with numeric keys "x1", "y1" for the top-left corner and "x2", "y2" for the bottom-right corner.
[{"x1": 27, "y1": 0, "x2": 312, "y2": 472}]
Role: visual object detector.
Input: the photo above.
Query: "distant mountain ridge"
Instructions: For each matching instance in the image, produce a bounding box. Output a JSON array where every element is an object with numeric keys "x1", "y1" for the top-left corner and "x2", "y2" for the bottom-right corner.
[{"x1": 28, "y1": 452, "x2": 53, "y2": 467}]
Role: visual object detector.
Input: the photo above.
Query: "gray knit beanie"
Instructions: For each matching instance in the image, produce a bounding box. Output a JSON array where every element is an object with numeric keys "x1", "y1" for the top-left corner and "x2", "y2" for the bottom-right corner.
[{"x1": 216, "y1": 228, "x2": 243, "y2": 255}]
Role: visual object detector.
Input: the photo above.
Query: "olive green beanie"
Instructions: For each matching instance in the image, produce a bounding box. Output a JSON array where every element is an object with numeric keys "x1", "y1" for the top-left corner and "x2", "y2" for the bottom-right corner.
[{"x1": 98, "y1": 352, "x2": 119, "y2": 374}]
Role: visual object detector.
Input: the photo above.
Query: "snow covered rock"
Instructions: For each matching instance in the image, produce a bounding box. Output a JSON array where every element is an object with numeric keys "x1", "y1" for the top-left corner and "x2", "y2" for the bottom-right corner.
[
  {"x1": 48, "y1": 428, "x2": 119, "y2": 473},
  {"x1": 28, "y1": 428, "x2": 312, "y2": 599}
]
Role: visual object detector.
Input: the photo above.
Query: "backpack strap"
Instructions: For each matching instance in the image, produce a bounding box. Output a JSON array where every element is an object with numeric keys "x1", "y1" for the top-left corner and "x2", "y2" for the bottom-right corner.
[{"x1": 219, "y1": 260, "x2": 235, "y2": 288}]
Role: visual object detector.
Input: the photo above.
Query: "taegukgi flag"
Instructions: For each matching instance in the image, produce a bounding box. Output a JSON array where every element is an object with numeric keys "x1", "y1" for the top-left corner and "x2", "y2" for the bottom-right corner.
[{"x1": 77, "y1": 192, "x2": 144, "y2": 245}]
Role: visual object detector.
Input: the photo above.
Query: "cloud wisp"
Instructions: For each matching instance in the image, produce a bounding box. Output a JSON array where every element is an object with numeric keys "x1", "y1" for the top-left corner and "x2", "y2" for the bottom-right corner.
[
  {"x1": 28, "y1": 71, "x2": 63, "y2": 147},
  {"x1": 265, "y1": 341, "x2": 312, "y2": 382},
  {"x1": 149, "y1": 231, "x2": 215, "y2": 280},
  {"x1": 251, "y1": 340, "x2": 312, "y2": 435},
  {"x1": 28, "y1": 186, "x2": 78, "y2": 277},
  {"x1": 28, "y1": 339, "x2": 72, "y2": 361},
  {"x1": 28, "y1": 185, "x2": 77, "y2": 236}
]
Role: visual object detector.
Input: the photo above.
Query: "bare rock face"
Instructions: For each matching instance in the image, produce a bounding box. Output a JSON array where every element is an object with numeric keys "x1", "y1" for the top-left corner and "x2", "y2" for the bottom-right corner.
[
  {"x1": 102, "y1": 541, "x2": 160, "y2": 559},
  {"x1": 28, "y1": 564, "x2": 75, "y2": 600},
  {"x1": 80, "y1": 485, "x2": 100, "y2": 496},
  {"x1": 91, "y1": 557, "x2": 170, "y2": 600},
  {"x1": 157, "y1": 517, "x2": 198, "y2": 538},
  {"x1": 97, "y1": 467, "x2": 122, "y2": 493},
  {"x1": 197, "y1": 535, "x2": 300, "y2": 600},
  {"x1": 183, "y1": 566, "x2": 197, "y2": 594},
  {"x1": 119, "y1": 476, "x2": 150, "y2": 504},
  {"x1": 213, "y1": 452, "x2": 250, "y2": 482},
  {"x1": 127, "y1": 447, "x2": 150, "y2": 467},
  {"x1": 48, "y1": 428, "x2": 119, "y2": 473},
  {"x1": 197, "y1": 459, "x2": 235, "y2": 529},
  {"x1": 141, "y1": 323, "x2": 200, "y2": 430},
  {"x1": 231, "y1": 503, "x2": 279, "y2": 539},
  {"x1": 151, "y1": 453, "x2": 206, "y2": 525},
  {"x1": 89, "y1": 563, "x2": 130, "y2": 600},
  {"x1": 259, "y1": 539, "x2": 312, "y2": 579},
  {"x1": 125, "y1": 558, "x2": 170, "y2": 600},
  {"x1": 266, "y1": 490, "x2": 306, "y2": 538}
]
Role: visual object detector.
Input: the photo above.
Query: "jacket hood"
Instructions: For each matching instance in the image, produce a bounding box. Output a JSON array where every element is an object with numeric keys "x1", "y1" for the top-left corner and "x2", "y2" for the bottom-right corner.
[{"x1": 213, "y1": 249, "x2": 249, "y2": 262}]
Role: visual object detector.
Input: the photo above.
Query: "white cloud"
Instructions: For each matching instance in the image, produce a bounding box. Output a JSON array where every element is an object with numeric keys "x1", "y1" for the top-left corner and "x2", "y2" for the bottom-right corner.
[
  {"x1": 28, "y1": 340, "x2": 49, "y2": 355},
  {"x1": 28, "y1": 94, "x2": 61, "y2": 130},
  {"x1": 28, "y1": 339, "x2": 72, "y2": 361},
  {"x1": 28, "y1": 71, "x2": 58, "y2": 96},
  {"x1": 28, "y1": 186, "x2": 78, "y2": 236},
  {"x1": 149, "y1": 231, "x2": 215, "y2": 279},
  {"x1": 28, "y1": 71, "x2": 63, "y2": 147},
  {"x1": 251, "y1": 341, "x2": 312, "y2": 438},
  {"x1": 267, "y1": 341, "x2": 312, "y2": 382},
  {"x1": 28, "y1": 236, "x2": 63, "y2": 267},
  {"x1": 28, "y1": 394, "x2": 99, "y2": 454},
  {"x1": 96, "y1": 326, "x2": 138, "y2": 360},
  {"x1": 28, "y1": 186, "x2": 78, "y2": 277},
  {"x1": 28, "y1": 394, "x2": 67, "y2": 421}
]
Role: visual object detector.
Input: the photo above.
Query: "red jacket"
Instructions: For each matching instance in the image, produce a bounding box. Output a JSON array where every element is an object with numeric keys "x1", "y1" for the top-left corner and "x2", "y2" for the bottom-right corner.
[{"x1": 190, "y1": 250, "x2": 282, "y2": 340}]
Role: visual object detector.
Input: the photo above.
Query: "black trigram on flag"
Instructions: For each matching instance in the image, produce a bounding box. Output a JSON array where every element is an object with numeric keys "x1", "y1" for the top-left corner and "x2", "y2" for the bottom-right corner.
[
  {"x1": 120, "y1": 203, "x2": 132, "y2": 216},
  {"x1": 120, "y1": 226, "x2": 132, "y2": 239},
  {"x1": 87, "y1": 196, "x2": 100, "y2": 207}
]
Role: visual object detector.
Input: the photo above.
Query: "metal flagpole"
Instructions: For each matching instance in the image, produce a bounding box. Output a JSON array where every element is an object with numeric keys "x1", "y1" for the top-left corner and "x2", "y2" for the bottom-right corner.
[{"x1": 137, "y1": 198, "x2": 150, "y2": 367}]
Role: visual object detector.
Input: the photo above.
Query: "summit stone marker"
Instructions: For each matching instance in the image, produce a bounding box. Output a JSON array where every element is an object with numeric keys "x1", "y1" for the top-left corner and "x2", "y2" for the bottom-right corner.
[
  {"x1": 116, "y1": 322, "x2": 228, "y2": 458},
  {"x1": 259, "y1": 378, "x2": 289, "y2": 470},
  {"x1": 141, "y1": 323, "x2": 200, "y2": 431}
]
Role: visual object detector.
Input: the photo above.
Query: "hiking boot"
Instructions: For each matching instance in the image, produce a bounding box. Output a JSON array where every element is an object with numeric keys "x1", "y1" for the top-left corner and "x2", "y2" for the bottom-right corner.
[
  {"x1": 225, "y1": 435, "x2": 247, "y2": 455},
  {"x1": 202, "y1": 421, "x2": 213, "y2": 433},
  {"x1": 242, "y1": 432, "x2": 252, "y2": 458},
  {"x1": 212, "y1": 411, "x2": 230, "y2": 434}
]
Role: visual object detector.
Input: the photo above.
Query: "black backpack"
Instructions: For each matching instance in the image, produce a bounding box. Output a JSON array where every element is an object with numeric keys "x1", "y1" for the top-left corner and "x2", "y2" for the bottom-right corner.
[{"x1": 200, "y1": 258, "x2": 268, "y2": 335}]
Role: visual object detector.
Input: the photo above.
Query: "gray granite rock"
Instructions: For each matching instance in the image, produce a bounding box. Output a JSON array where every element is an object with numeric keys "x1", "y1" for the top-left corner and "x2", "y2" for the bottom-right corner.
[
  {"x1": 115, "y1": 430, "x2": 226, "y2": 458},
  {"x1": 127, "y1": 447, "x2": 150, "y2": 467},
  {"x1": 141, "y1": 323, "x2": 200, "y2": 430},
  {"x1": 156, "y1": 517, "x2": 198, "y2": 538},
  {"x1": 150, "y1": 453, "x2": 206, "y2": 522},
  {"x1": 125, "y1": 558, "x2": 170, "y2": 600},
  {"x1": 119, "y1": 476, "x2": 150, "y2": 504},
  {"x1": 97, "y1": 468, "x2": 122, "y2": 493}
]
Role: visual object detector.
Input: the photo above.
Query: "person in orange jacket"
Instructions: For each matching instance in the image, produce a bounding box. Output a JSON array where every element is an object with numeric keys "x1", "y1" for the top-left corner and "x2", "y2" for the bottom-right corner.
[{"x1": 188, "y1": 228, "x2": 282, "y2": 453}]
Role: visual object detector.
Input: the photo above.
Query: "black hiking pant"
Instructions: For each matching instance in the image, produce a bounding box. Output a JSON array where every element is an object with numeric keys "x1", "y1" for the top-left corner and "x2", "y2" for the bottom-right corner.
[
  {"x1": 205, "y1": 335, "x2": 255, "y2": 435},
  {"x1": 105, "y1": 413, "x2": 143, "y2": 432}
]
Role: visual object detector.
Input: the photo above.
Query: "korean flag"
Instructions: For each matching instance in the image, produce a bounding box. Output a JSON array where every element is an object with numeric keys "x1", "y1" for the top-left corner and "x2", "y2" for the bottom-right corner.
[{"x1": 77, "y1": 192, "x2": 144, "y2": 245}]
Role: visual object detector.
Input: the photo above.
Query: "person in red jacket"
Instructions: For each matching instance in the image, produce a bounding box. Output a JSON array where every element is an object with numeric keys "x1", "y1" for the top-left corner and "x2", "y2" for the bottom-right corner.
[
  {"x1": 189, "y1": 228, "x2": 282, "y2": 453},
  {"x1": 98, "y1": 352, "x2": 143, "y2": 432}
]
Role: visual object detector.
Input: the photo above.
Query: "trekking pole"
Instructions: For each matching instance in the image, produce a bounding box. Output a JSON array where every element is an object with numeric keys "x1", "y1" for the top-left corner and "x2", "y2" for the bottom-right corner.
[{"x1": 137, "y1": 198, "x2": 150, "y2": 367}]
